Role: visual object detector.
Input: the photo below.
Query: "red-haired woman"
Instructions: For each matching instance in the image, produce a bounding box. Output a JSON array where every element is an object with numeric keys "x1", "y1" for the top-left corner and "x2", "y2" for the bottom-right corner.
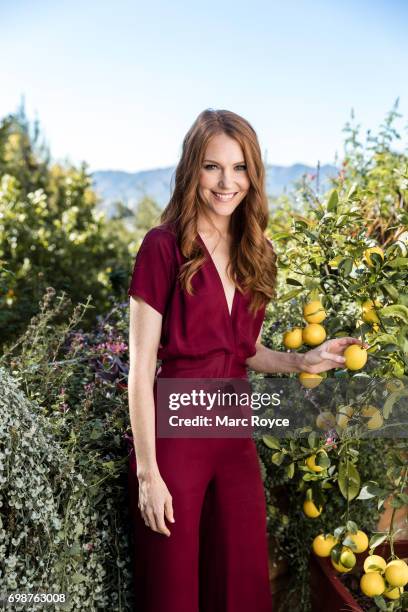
[{"x1": 127, "y1": 109, "x2": 366, "y2": 611}]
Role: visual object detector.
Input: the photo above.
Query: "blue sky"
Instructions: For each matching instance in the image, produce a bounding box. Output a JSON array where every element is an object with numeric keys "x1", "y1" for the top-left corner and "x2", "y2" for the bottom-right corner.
[{"x1": 1, "y1": 0, "x2": 407, "y2": 172}]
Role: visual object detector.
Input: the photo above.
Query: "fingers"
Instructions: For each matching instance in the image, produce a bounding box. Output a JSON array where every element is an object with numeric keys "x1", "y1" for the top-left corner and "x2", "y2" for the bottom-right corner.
[
  {"x1": 164, "y1": 497, "x2": 175, "y2": 524},
  {"x1": 320, "y1": 350, "x2": 346, "y2": 365},
  {"x1": 145, "y1": 508, "x2": 159, "y2": 533},
  {"x1": 338, "y1": 337, "x2": 369, "y2": 349},
  {"x1": 140, "y1": 504, "x2": 172, "y2": 536},
  {"x1": 154, "y1": 509, "x2": 171, "y2": 537}
]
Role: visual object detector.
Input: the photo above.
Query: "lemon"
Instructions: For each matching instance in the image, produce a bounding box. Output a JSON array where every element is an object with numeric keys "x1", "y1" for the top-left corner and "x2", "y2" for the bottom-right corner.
[
  {"x1": 362, "y1": 299, "x2": 381, "y2": 324},
  {"x1": 336, "y1": 405, "x2": 354, "y2": 429},
  {"x1": 364, "y1": 554, "x2": 387, "y2": 573},
  {"x1": 316, "y1": 411, "x2": 336, "y2": 430},
  {"x1": 312, "y1": 534, "x2": 337, "y2": 557},
  {"x1": 340, "y1": 548, "x2": 356, "y2": 569},
  {"x1": 344, "y1": 344, "x2": 368, "y2": 370},
  {"x1": 283, "y1": 327, "x2": 303, "y2": 349},
  {"x1": 303, "y1": 500, "x2": 322, "y2": 518},
  {"x1": 306, "y1": 450, "x2": 328, "y2": 473},
  {"x1": 363, "y1": 246, "x2": 384, "y2": 267},
  {"x1": 384, "y1": 585, "x2": 403, "y2": 600},
  {"x1": 302, "y1": 323, "x2": 327, "y2": 346},
  {"x1": 385, "y1": 559, "x2": 408, "y2": 587},
  {"x1": 361, "y1": 405, "x2": 383, "y2": 430},
  {"x1": 360, "y1": 572, "x2": 386, "y2": 597},
  {"x1": 303, "y1": 301, "x2": 326, "y2": 324},
  {"x1": 346, "y1": 530, "x2": 369, "y2": 554},
  {"x1": 331, "y1": 558, "x2": 352, "y2": 573},
  {"x1": 299, "y1": 372, "x2": 323, "y2": 389}
]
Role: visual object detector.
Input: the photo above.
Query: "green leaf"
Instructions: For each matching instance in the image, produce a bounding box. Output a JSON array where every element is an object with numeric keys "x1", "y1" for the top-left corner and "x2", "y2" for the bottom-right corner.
[
  {"x1": 356, "y1": 485, "x2": 375, "y2": 500},
  {"x1": 382, "y1": 282, "x2": 400, "y2": 301},
  {"x1": 308, "y1": 431, "x2": 319, "y2": 449},
  {"x1": 72, "y1": 572, "x2": 87, "y2": 584},
  {"x1": 346, "y1": 520, "x2": 358, "y2": 533},
  {"x1": 271, "y1": 451, "x2": 284, "y2": 466},
  {"x1": 338, "y1": 257, "x2": 354, "y2": 277},
  {"x1": 386, "y1": 257, "x2": 408, "y2": 268},
  {"x1": 338, "y1": 462, "x2": 361, "y2": 501},
  {"x1": 372, "y1": 596, "x2": 387, "y2": 611},
  {"x1": 369, "y1": 533, "x2": 388, "y2": 549},
  {"x1": 286, "y1": 462, "x2": 295, "y2": 479},
  {"x1": 327, "y1": 189, "x2": 339, "y2": 212},
  {"x1": 286, "y1": 277, "x2": 303, "y2": 286},
  {"x1": 271, "y1": 232, "x2": 292, "y2": 241},
  {"x1": 383, "y1": 389, "x2": 408, "y2": 419},
  {"x1": 380, "y1": 304, "x2": 408, "y2": 323},
  {"x1": 279, "y1": 288, "x2": 303, "y2": 302},
  {"x1": 262, "y1": 435, "x2": 281, "y2": 450},
  {"x1": 347, "y1": 182, "x2": 358, "y2": 199}
]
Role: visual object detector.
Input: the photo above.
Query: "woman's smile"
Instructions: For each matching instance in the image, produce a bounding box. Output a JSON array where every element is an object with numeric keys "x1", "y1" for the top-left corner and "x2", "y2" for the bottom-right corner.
[{"x1": 211, "y1": 191, "x2": 238, "y2": 202}]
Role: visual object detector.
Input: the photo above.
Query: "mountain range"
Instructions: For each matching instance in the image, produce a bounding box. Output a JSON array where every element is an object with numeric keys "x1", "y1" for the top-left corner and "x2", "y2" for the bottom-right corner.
[{"x1": 91, "y1": 163, "x2": 339, "y2": 217}]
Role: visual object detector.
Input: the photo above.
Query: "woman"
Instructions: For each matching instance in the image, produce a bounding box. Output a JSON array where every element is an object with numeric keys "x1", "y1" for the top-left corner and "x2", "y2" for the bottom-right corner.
[{"x1": 127, "y1": 109, "x2": 366, "y2": 612}]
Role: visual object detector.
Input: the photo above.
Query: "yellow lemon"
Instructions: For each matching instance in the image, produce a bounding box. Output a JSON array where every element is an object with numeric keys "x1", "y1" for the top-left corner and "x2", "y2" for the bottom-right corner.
[
  {"x1": 361, "y1": 405, "x2": 384, "y2": 430},
  {"x1": 385, "y1": 560, "x2": 408, "y2": 587},
  {"x1": 360, "y1": 572, "x2": 386, "y2": 597},
  {"x1": 340, "y1": 548, "x2": 357, "y2": 569},
  {"x1": 344, "y1": 344, "x2": 368, "y2": 370},
  {"x1": 362, "y1": 299, "x2": 382, "y2": 324},
  {"x1": 303, "y1": 301, "x2": 326, "y2": 324},
  {"x1": 306, "y1": 450, "x2": 328, "y2": 473},
  {"x1": 363, "y1": 246, "x2": 384, "y2": 267},
  {"x1": 312, "y1": 534, "x2": 337, "y2": 557},
  {"x1": 303, "y1": 500, "x2": 322, "y2": 518},
  {"x1": 283, "y1": 327, "x2": 303, "y2": 349},
  {"x1": 316, "y1": 411, "x2": 336, "y2": 430},
  {"x1": 364, "y1": 555, "x2": 387, "y2": 573},
  {"x1": 302, "y1": 323, "x2": 327, "y2": 346},
  {"x1": 331, "y1": 558, "x2": 352, "y2": 573},
  {"x1": 384, "y1": 586, "x2": 403, "y2": 600},
  {"x1": 299, "y1": 372, "x2": 323, "y2": 389},
  {"x1": 336, "y1": 405, "x2": 354, "y2": 429},
  {"x1": 346, "y1": 530, "x2": 369, "y2": 554}
]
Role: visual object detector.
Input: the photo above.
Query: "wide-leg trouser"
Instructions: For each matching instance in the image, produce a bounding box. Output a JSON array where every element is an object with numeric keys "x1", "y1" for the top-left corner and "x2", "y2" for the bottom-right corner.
[{"x1": 128, "y1": 437, "x2": 273, "y2": 612}]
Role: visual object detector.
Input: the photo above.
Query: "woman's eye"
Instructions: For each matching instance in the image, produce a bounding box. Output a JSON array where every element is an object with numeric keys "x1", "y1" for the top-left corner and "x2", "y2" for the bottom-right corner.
[{"x1": 203, "y1": 164, "x2": 247, "y2": 170}]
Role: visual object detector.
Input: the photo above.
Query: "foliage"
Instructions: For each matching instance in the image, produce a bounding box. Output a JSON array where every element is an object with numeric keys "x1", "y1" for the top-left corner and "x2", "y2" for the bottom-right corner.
[
  {"x1": 0, "y1": 103, "x2": 148, "y2": 348},
  {"x1": 0, "y1": 289, "x2": 133, "y2": 610},
  {"x1": 259, "y1": 104, "x2": 408, "y2": 611}
]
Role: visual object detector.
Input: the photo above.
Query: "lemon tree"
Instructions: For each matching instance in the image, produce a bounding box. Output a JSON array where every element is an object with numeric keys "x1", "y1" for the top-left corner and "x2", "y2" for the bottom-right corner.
[{"x1": 260, "y1": 103, "x2": 408, "y2": 611}]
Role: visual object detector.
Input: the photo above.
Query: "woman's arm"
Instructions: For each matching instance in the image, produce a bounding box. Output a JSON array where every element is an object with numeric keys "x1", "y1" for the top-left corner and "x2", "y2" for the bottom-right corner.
[
  {"x1": 246, "y1": 327, "x2": 368, "y2": 374},
  {"x1": 128, "y1": 296, "x2": 174, "y2": 536},
  {"x1": 245, "y1": 329, "x2": 303, "y2": 373}
]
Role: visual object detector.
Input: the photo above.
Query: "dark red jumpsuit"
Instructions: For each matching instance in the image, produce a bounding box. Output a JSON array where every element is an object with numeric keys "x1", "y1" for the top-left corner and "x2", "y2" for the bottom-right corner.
[{"x1": 127, "y1": 224, "x2": 273, "y2": 612}]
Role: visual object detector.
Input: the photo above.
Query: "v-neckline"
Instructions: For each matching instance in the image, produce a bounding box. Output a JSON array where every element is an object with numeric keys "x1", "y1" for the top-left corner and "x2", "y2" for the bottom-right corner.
[{"x1": 197, "y1": 233, "x2": 237, "y2": 319}]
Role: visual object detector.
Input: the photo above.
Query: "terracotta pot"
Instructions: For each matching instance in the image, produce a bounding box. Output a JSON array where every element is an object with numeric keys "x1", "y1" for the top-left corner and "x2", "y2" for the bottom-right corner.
[
  {"x1": 310, "y1": 540, "x2": 408, "y2": 612},
  {"x1": 377, "y1": 489, "x2": 408, "y2": 540}
]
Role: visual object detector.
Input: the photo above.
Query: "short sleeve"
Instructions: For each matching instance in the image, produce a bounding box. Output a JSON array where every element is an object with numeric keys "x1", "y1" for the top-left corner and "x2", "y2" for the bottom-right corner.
[{"x1": 128, "y1": 228, "x2": 177, "y2": 315}]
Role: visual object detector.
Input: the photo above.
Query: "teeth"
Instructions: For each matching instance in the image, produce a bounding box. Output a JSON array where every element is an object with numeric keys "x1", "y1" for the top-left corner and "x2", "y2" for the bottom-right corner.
[{"x1": 213, "y1": 192, "x2": 236, "y2": 201}]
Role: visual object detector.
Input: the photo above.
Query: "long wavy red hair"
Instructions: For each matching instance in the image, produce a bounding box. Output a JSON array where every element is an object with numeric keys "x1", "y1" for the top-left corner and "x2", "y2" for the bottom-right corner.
[{"x1": 161, "y1": 108, "x2": 277, "y2": 315}]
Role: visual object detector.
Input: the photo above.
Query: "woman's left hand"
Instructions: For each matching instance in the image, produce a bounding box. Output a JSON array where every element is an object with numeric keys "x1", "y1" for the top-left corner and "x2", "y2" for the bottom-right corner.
[{"x1": 299, "y1": 337, "x2": 369, "y2": 374}]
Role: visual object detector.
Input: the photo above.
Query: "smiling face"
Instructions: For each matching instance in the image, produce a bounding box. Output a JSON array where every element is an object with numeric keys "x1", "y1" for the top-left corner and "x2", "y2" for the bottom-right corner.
[{"x1": 198, "y1": 132, "x2": 250, "y2": 219}]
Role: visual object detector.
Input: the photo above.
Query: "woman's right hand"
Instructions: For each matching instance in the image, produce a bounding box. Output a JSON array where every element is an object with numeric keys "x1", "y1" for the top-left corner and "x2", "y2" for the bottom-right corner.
[{"x1": 137, "y1": 469, "x2": 175, "y2": 536}]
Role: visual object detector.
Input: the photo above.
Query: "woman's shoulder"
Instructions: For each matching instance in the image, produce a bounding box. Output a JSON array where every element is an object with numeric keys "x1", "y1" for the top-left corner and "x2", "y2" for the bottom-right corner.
[{"x1": 141, "y1": 222, "x2": 178, "y2": 247}]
